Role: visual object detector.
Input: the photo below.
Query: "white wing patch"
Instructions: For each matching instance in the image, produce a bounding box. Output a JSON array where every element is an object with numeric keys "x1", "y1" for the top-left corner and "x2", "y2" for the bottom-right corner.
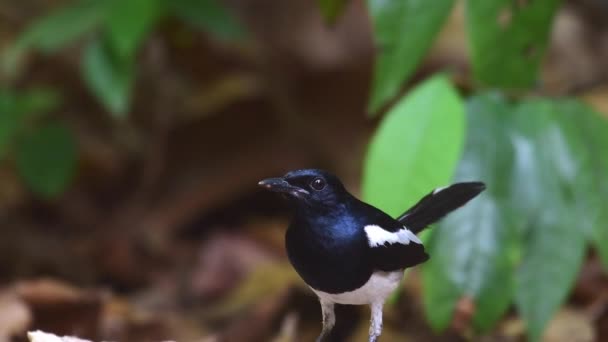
[
  {"x1": 432, "y1": 185, "x2": 448, "y2": 195},
  {"x1": 364, "y1": 225, "x2": 422, "y2": 247}
]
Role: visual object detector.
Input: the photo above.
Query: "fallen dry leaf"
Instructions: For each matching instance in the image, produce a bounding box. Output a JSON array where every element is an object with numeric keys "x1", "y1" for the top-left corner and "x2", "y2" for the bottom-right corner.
[
  {"x1": 190, "y1": 232, "x2": 277, "y2": 300},
  {"x1": 581, "y1": 86, "x2": 608, "y2": 117},
  {"x1": 491, "y1": 307, "x2": 595, "y2": 342},
  {"x1": 16, "y1": 279, "x2": 105, "y2": 339},
  {"x1": 206, "y1": 262, "x2": 302, "y2": 320},
  {"x1": 543, "y1": 308, "x2": 595, "y2": 342},
  {"x1": 219, "y1": 288, "x2": 291, "y2": 342},
  {"x1": 0, "y1": 290, "x2": 31, "y2": 341}
]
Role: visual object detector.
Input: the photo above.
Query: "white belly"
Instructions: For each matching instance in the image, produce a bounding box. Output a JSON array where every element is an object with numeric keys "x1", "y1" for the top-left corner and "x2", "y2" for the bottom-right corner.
[{"x1": 310, "y1": 271, "x2": 403, "y2": 305}]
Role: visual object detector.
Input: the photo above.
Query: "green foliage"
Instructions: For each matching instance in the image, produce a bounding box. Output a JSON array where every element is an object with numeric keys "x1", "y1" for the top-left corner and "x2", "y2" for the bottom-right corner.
[
  {"x1": 466, "y1": 0, "x2": 561, "y2": 87},
  {"x1": 367, "y1": 0, "x2": 456, "y2": 115},
  {"x1": 362, "y1": 75, "x2": 465, "y2": 217},
  {"x1": 82, "y1": 38, "x2": 135, "y2": 117},
  {"x1": 6, "y1": 0, "x2": 608, "y2": 338},
  {"x1": 0, "y1": 89, "x2": 76, "y2": 198},
  {"x1": 106, "y1": 0, "x2": 163, "y2": 60},
  {"x1": 563, "y1": 103, "x2": 608, "y2": 270},
  {"x1": 2, "y1": 0, "x2": 245, "y2": 198},
  {"x1": 596, "y1": 222, "x2": 608, "y2": 270},
  {"x1": 5, "y1": 0, "x2": 244, "y2": 116},
  {"x1": 317, "y1": 0, "x2": 350, "y2": 25},
  {"x1": 16, "y1": 122, "x2": 77, "y2": 198},
  {"x1": 500, "y1": 98, "x2": 592, "y2": 342},
  {"x1": 366, "y1": 0, "x2": 562, "y2": 112},
  {"x1": 167, "y1": 0, "x2": 244, "y2": 40},
  {"x1": 0, "y1": 89, "x2": 60, "y2": 157},
  {"x1": 2, "y1": 0, "x2": 105, "y2": 75},
  {"x1": 515, "y1": 210, "x2": 585, "y2": 342},
  {"x1": 417, "y1": 93, "x2": 608, "y2": 339}
]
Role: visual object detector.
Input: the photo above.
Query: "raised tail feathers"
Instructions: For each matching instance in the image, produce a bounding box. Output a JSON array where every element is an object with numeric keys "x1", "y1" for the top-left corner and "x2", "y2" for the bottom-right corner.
[{"x1": 397, "y1": 182, "x2": 486, "y2": 234}]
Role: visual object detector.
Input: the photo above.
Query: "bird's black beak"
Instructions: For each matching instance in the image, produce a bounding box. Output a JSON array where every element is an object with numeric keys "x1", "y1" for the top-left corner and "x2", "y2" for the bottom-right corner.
[{"x1": 258, "y1": 177, "x2": 310, "y2": 199}]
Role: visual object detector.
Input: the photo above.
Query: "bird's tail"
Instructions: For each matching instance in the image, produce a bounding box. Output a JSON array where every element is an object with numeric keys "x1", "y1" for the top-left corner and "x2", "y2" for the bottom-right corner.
[{"x1": 397, "y1": 182, "x2": 486, "y2": 234}]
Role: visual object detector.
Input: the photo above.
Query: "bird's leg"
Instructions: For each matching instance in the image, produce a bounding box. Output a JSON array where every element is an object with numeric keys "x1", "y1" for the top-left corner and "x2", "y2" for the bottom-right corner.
[
  {"x1": 316, "y1": 299, "x2": 335, "y2": 342},
  {"x1": 368, "y1": 301, "x2": 384, "y2": 342}
]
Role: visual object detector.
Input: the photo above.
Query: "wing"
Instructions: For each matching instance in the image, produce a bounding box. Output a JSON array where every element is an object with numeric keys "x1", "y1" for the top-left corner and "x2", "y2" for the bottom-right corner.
[
  {"x1": 353, "y1": 199, "x2": 430, "y2": 271},
  {"x1": 364, "y1": 224, "x2": 430, "y2": 271},
  {"x1": 397, "y1": 182, "x2": 485, "y2": 234}
]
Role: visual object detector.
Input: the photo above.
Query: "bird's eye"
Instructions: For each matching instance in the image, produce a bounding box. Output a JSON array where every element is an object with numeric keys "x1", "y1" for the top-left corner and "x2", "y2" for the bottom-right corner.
[{"x1": 310, "y1": 177, "x2": 326, "y2": 191}]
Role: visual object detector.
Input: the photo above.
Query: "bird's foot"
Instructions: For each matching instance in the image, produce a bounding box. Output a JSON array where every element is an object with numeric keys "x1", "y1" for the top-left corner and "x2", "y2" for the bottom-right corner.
[{"x1": 368, "y1": 322, "x2": 382, "y2": 341}]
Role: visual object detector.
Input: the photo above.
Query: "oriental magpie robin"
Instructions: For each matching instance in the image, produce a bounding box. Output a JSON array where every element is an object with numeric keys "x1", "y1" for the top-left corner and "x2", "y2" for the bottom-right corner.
[{"x1": 259, "y1": 169, "x2": 485, "y2": 342}]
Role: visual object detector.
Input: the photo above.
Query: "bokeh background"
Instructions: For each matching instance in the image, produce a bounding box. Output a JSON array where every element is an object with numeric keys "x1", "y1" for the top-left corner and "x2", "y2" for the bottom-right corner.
[{"x1": 1, "y1": 0, "x2": 608, "y2": 341}]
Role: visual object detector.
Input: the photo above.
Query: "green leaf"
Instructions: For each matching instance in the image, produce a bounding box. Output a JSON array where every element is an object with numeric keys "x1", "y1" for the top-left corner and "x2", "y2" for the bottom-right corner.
[
  {"x1": 515, "y1": 211, "x2": 585, "y2": 342},
  {"x1": 0, "y1": 92, "x2": 19, "y2": 158},
  {"x1": 508, "y1": 102, "x2": 568, "y2": 224},
  {"x1": 553, "y1": 102, "x2": 605, "y2": 239},
  {"x1": 422, "y1": 93, "x2": 516, "y2": 332},
  {"x1": 13, "y1": 89, "x2": 61, "y2": 116},
  {"x1": 362, "y1": 75, "x2": 465, "y2": 217},
  {"x1": 3, "y1": 0, "x2": 104, "y2": 75},
  {"x1": 367, "y1": 0, "x2": 455, "y2": 114},
  {"x1": 510, "y1": 100, "x2": 588, "y2": 342},
  {"x1": 558, "y1": 103, "x2": 608, "y2": 270},
  {"x1": 422, "y1": 257, "x2": 462, "y2": 330},
  {"x1": 15, "y1": 122, "x2": 77, "y2": 198},
  {"x1": 106, "y1": 0, "x2": 163, "y2": 59},
  {"x1": 466, "y1": 0, "x2": 561, "y2": 88},
  {"x1": 0, "y1": 89, "x2": 60, "y2": 158},
  {"x1": 595, "y1": 220, "x2": 608, "y2": 270},
  {"x1": 82, "y1": 38, "x2": 135, "y2": 117},
  {"x1": 317, "y1": 0, "x2": 349, "y2": 25},
  {"x1": 168, "y1": 0, "x2": 244, "y2": 39},
  {"x1": 569, "y1": 107, "x2": 608, "y2": 269},
  {"x1": 425, "y1": 197, "x2": 516, "y2": 331}
]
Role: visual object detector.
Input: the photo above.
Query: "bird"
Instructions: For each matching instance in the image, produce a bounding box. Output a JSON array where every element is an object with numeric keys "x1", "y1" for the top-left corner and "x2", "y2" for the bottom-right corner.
[{"x1": 258, "y1": 169, "x2": 485, "y2": 342}]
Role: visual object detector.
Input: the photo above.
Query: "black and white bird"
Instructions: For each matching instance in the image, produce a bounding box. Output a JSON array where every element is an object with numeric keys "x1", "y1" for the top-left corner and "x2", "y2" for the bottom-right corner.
[{"x1": 258, "y1": 169, "x2": 485, "y2": 342}]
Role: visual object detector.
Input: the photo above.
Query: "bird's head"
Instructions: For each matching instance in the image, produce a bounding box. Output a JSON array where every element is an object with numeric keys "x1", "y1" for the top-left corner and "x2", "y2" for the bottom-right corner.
[{"x1": 258, "y1": 169, "x2": 348, "y2": 209}]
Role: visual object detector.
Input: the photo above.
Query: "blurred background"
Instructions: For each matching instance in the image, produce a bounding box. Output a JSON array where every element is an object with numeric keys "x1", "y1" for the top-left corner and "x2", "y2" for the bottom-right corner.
[{"x1": 1, "y1": 0, "x2": 608, "y2": 341}]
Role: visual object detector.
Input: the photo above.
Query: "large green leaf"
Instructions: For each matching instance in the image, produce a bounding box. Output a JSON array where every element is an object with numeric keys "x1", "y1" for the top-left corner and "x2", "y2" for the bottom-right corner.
[
  {"x1": 3, "y1": 0, "x2": 104, "y2": 75},
  {"x1": 317, "y1": 0, "x2": 350, "y2": 25},
  {"x1": 15, "y1": 122, "x2": 77, "y2": 198},
  {"x1": 466, "y1": 0, "x2": 561, "y2": 87},
  {"x1": 511, "y1": 100, "x2": 588, "y2": 342},
  {"x1": 106, "y1": 0, "x2": 163, "y2": 59},
  {"x1": 81, "y1": 38, "x2": 135, "y2": 117},
  {"x1": 422, "y1": 93, "x2": 516, "y2": 331},
  {"x1": 167, "y1": 0, "x2": 244, "y2": 40},
  {"x1": 367, "y1": 0, "x2": 455, "y2": 114},
  {"x1": 362, "y1": 75, "x2": 465, "y2": 217}
]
